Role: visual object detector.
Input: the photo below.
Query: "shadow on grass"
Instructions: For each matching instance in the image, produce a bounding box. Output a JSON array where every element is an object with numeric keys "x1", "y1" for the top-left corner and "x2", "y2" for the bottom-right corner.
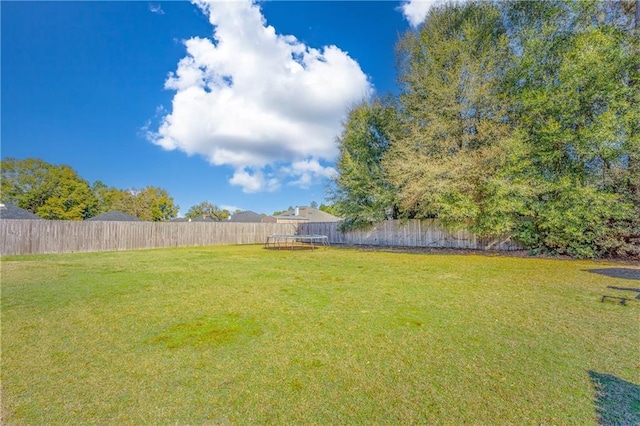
[
  {"x1": 589, "y1": 371, "x2": 640, "y2": 426},
  {"x1": 586, "y1": 268, "x2": 640, "y2": 281}
]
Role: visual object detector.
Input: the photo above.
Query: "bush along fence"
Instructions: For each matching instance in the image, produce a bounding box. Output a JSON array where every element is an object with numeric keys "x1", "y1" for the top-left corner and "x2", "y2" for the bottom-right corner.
[
  {"x1": 0, "y1": 220, "x2": 298, "y2": 255},
  {"x1": 299, "y1": 219, "x2": 522, "y2": 251}
]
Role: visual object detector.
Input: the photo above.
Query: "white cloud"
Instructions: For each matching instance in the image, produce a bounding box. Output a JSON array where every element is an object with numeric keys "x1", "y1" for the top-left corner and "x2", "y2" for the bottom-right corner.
[
  {"x1": 149, "y1": 3, "x2": 165, "y2": 15},
  {"x1": 284, "y1": 159, "x2": 337, "y2": 189},
  {"x1": 148, "y1": 0, "x2": 373, "y2": 192},
  {"x1": 399, "y1": 0, "x2": 440, "y2": 27},
  {"x1": 229, "y1": 168, "x2": 280, "y2": 193}
]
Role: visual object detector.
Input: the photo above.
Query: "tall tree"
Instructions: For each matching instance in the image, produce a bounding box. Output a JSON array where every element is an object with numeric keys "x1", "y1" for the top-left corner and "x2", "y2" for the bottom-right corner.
[
  {"x1": 91, "y1": 180, "x2": 129, "y2": 214},
  {"x1": 113, "y1": 186, "x2": 179, "y2": 222},
  {"x1": 505, "y1": 0, "x2": 640, "y2": 257},
  {"x1": 185, "y1": 201, "x2": 229, "y2": 220},
  {"x1": 37, "y1": 166, "x2": 99, "y2": 220},
  {"x1": 386, "y1": 1, "x2": 525, "y2": 236},
  {"x1": 329, "y1": 97, "x2": 400, "y2": 229},
  {"x1": 1, "y1": 158, "x2": 57, "y2": 213},
  {"x1": 318, "y1": 203, "x2": 337, "y2": 215},
  {"x1": 1, "y1": 158, "x2": 98, "y2": 220},
  {"x1": 272, "y1": 206, "x2": 294, "y2": 216},
  {"x1": 327, "y1": 0, "x2": 639, "y2": 257}
]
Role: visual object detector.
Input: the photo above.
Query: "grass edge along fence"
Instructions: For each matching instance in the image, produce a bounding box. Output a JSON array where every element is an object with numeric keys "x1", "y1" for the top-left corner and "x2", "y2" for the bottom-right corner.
[
  {"x1": 0, "y1": 220, "x2": 298, "y2": 255},
  {"x1": 300, "y1": 219, "x2": 521, "y2": 251}
]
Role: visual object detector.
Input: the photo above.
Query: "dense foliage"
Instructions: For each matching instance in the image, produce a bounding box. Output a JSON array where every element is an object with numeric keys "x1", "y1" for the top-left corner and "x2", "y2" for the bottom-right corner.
[
  {"x1": 185, "y1": 201, "x2": 230, "y2": 221},
  {"x1": 332, "y1": 0, "x2": 639, "y2": 258},
  {"x1": 1, "y1": 158, "x2": 99, "y2": 220},
  {"x1": 1, "y1": 158, "x2": 179, "y2": 221},
  {"x1": 329, "y1": 98, "x2": 400, "y2": 229}
]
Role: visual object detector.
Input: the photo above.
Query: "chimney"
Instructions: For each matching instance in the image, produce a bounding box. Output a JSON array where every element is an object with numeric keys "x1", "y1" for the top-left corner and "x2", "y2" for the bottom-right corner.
[{"x1": 295, "y1": 207, "x2": 299, "y2": 216}]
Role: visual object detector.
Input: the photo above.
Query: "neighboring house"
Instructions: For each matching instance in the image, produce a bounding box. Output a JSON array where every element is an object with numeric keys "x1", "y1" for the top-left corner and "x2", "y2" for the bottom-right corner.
[
  {"x1": 170, "y1": 217, "x2": 190, "y2": 222},
  {"x1": 192, "y1": 215, "x2": 218, "y2": 222},
  {"x1": 275, "y1": 206, "x2": 340, "y2": 224},
  {"x1": 0, "y1": 204, "x2": 43, "y2": 220},
  {"x1": 261, "y1": 215, "x2": 277, "y2": 223},
  {"x1": 86, "y1": 211, "x2": 142, "y2": 221},
  {"x1": 228, "y1": 210, "x2": 266, "y2": 223}
]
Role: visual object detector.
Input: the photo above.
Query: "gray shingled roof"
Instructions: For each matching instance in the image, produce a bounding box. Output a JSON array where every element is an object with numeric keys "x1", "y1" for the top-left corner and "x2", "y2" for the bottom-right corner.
[
  {"x1": 86, "y1": 211, "x2": 143, "y2": 221},
  {"x1": 171, "y1": 216, "x2": 218, "y2": 222},
  {"x1": 170, "y1": 217, "x2": 189, "y2": 222},
  {"x1": 276, "y1": 206, "x2": 340, "y2": 222},
  {"x1": 192, "y1": 216, "x2": 218, "y2": 222},
  {"x1": 0, "y1": 204, "x2": 42, "y2": 220},
  {"x1": 228, "y1": 210, "x2": 264, "y2": 222}
]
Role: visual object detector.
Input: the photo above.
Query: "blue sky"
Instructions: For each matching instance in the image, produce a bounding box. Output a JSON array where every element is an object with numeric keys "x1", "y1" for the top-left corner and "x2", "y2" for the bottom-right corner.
[{"x1": 2, "y1": 0, "x2": 433, "y2": 216}]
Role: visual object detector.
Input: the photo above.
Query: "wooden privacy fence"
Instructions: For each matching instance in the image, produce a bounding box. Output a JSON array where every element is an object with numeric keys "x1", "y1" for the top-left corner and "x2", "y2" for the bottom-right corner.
[
  {"x1": 1, "y1": 219, "x2": 521, "y2": 255},
  {"x1": 0, "y1": 220, "x2": 298, "y2": 255},
  {"x1": 299, "y1": 219, "x2": 521, "y2": 251}
]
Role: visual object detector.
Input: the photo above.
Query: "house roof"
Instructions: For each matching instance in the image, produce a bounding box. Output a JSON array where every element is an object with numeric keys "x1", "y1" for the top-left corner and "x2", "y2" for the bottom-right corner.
[
  {"x1": 275, "y1": 215, "x2": 308, "y2": 221},
  {"x1": 0, "y1": 204, "x2": 42, "y2": 220},
  {"x1": 276, "y1": 206, "x2": 340, "y2": 222},
  {"x1": 170, "y1": 216, "x2": 217, "y2": 222},
  {"x1": 192, "y1": 216, "x2": 218, "y2": 222},
  {"x1": 228, "y1": 210, "x2": 264, "y2": 223},
  {"x1": 86, "y1": 211, "x2": 143, "y2": 221}
]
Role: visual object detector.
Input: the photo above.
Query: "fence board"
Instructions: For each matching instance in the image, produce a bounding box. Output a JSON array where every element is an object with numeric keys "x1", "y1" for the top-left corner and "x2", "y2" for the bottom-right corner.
[
  {"x1": 0, "y1": 220, "x2": 297, "y2": 255},
  {"x1": 299, "y1": 220, "x2": 521, "y2": 251}
]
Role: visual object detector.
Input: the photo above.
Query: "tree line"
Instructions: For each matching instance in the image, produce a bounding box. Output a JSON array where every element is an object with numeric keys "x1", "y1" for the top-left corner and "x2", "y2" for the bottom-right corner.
[
  {"x1": 0, "y1": 158, "x2": 331, "y2": 222},
  {"x1": 1, "y1": 157, "x2": 341, "y2": 222},
  {"x1": 1, "y1": 158, "x2": 181, "y2": 221},
  {"x1": 0, "y1": 158, "x2": 256, "y2": 222},
  {"x1": 330, "y1": 0, "x2": 639, "y2": 258}
]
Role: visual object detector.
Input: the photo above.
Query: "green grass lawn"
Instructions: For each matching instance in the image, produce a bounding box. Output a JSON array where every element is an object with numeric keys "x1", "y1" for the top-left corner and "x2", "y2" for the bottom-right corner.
[{"x1": 2, "y1": 245, "x2": 638, "y2": 424}]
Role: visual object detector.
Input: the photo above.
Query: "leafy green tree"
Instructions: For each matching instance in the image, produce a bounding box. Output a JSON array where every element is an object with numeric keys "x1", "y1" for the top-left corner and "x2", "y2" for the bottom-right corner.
[
  {"x1": 505, "y1": 0, "x2": 640, "y2": 257},
  {"x1": 386, "y1": 1, "x2": 524, "y2": 236},
  {"x1": 273, "y1": 206, "x2": 294, "y2": 216},
  {"x1": 515, "y1": 180, "x2": 634, "y2": 258},
  {"x1": 185, "y1": 201, "x2": 229, "y2": 220},
  {"x1": 329, "y1": 97, "x2": 400, "y2": 229},
  {"x1": 112, "y1": 186, "x2": 178, "y2": 221},
  {"x1": 326, "y1": 0, "x2": 639, "y2": 257},
  {"x1": 1, "y1": 158, "x2": 98, "y2": 220},
  {"x1": 91, "y1": 180, "x2": 110, "y2": 211},
  {"x1": 318, "y1": 203, "x2": 337, "y2": 216},
  {"x1": 37, "y1": 166, "x2": 99, "y2": 220},
  {"x1": 1, "y1": 158, "x2": 57, "y2": 213},
  {"x1": 140, "y1": 187, "x2": 179, "y2": 222},
  {"x1": 507, "y1": 1, "x2": 637, "y2": 186},
  {"x1": 91, "y1": 180, "x2": 130, "y2": 214}
]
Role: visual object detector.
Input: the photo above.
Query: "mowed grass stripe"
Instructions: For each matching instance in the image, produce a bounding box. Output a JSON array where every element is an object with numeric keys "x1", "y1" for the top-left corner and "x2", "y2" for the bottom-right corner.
[{"x1": 1, "y1": 245, "x2": 638, "y2": 424}]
